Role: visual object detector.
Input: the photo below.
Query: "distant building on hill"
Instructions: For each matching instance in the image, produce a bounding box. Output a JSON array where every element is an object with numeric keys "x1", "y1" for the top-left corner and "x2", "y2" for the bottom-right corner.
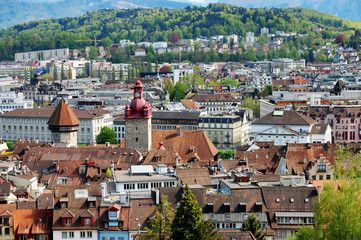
[{"x1": 15, "y1": 48, "x2": 69, "y2": 62}]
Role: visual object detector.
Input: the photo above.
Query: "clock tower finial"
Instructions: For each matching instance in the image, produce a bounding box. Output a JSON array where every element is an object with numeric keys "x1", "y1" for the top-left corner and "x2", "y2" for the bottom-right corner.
[{"x1": 125, "y1": 79, "x2": 152, "y2": 119}]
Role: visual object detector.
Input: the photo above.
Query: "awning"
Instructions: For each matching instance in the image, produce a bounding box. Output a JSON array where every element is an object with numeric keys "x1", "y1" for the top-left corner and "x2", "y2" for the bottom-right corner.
[{"x1": 275, "y1": 212, "x2": 314, "y2": 218}]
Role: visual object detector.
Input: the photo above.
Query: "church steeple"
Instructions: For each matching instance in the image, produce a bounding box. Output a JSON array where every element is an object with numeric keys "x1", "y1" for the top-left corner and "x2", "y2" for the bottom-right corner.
[{"x1": 48, "y1": 98, "x2": 79, "y2": 146}]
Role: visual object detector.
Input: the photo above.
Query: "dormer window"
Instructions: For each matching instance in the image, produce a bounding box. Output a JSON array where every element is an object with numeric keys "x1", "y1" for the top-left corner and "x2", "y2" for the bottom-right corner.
[
  {"x1": 60, "y1": 197, "x2": 68, "y2": 208},
  {"x1": 109, "y1": 211, "x2": 117, "y2": 218},
  {"x1": 88, "y1": 196, "x2": 96, "y2": 208},
  {"x1": 61, "y1": 210, "x2": 75, "y2": 226},
  {"x1": 80, "y1": 209, "x2": 94, "y2": 225}
]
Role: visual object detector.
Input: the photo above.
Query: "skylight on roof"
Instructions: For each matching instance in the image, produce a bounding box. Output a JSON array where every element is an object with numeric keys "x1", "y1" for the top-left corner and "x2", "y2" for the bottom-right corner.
[{"x1": 273, "y1": 111, "x2": 284, "y2": 116}]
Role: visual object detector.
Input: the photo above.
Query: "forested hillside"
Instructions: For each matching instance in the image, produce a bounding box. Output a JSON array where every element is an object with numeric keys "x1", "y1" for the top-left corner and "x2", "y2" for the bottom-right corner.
[{"x1": 0, "y1": 4, "x2": 360, "y2": 61}]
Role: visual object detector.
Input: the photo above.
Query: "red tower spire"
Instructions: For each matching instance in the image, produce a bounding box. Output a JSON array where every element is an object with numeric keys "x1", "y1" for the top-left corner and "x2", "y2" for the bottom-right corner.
[{"x1": 125, "y1": 79, "x2": 152, "y2": 119}]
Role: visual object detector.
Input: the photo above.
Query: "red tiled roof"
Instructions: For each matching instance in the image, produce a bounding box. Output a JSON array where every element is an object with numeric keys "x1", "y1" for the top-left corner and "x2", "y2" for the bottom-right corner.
[
  {"x1": 151, "y1": 130, "x2": 218, "y2": 165},
  {"x1": 48, "y1": 98, "x2": 80, "y2": 127},
  {"x1": 175, "y1": 168, "x2": 212, "y2": 185},
  {"x1": 253, "y1": 111, "x2": 316, "y2": 126}
]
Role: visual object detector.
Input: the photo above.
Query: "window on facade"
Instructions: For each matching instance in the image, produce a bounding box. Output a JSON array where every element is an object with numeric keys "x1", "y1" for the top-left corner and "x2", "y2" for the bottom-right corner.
[
  {"x1": 87, "y1": 231, "x2": 92, "y2": 238},
  {"x1": 124, "y1": 184, "x2": 135, "y2": 190},
  {"x1": 4, "y1": 227, "x2": 9, "y2": 235},
  {"x1": 65, "y1": 218, "x2": 71, "y2": 225},
  {"x1": 326, "y1": 175, "x2": 331, "y2": 180},
  {"x1": 109, "y1": 211, "x2": 117, "y2": 218},
  {"x1": 80, "y1": 231, "x2": 86, "y2": 238},
  {"x1": 2, "y1": 217, "x2": 9, "y2": 226},
  {"x1": 319, "y1": 175, "x2": 324, "y2": 180},
  {"x1": 138, "y1": 183, "x2": 149, "y2": 189},
  {"x1": 317, "y1": 165, "x2": 326, "y2": 172},
  {"x1": 69, "y1": 232, "x2": 74, "y2": 238},
  {"x1": 62, "y1": 232, "x2": 68, "y2": 239},
  {"x1": 84, "y1": 218, "x2": 91, "y2": 225}
]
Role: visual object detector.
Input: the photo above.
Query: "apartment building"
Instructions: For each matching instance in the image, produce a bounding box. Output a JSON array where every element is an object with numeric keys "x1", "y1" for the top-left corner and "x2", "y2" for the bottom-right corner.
[
  {"x1": 0, "y1": 92, "x2": 33, "y2": 112},
  {"x1": 0, "y1": 107, "x2": 112, "y2": 144}
]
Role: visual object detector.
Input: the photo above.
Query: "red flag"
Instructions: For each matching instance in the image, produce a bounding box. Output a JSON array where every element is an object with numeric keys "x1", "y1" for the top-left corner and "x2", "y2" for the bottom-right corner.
[{"x1": 35, "y1": 62, "x2": 38, "y2": 68}]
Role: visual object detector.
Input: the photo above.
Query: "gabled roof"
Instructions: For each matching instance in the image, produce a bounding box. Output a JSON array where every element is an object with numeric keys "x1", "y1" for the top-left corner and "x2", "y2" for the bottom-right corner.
[
  {"x1": 191, "y1": 94, "x2": 239, "y2": 103},
  {"x1": 48, "y1": 98, "x2": 80, "y2": 127},
  {"x1": 253, "y1": 111, "x2": 315, "y2": 126},
  {"x1": 150, "y1": 130, "x2": 218, "y2": 166},
  {"x1": 80, "y1": 209, "x2": 94, "y2": 218},
  {"x1": 61, "y1": 209, "x2": 75, "y2": 218},
  {"x1": 107, "y1": 204, "x2": 121, "y2": 211}
]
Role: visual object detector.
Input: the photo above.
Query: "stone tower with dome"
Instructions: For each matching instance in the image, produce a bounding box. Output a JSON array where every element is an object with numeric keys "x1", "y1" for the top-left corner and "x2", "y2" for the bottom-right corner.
[{"x1": 125, "y1": 79, "x2": 152, "y2": 152}]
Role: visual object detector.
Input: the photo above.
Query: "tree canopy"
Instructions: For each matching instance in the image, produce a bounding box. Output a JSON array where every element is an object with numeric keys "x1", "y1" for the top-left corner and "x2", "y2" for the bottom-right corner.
[
  {"x1": 292, "y1": 146, "x2": 361, "y2": 240},
  {"x1": 142, "y1": 195, "x2": 175, "y2": 240},
  {"x1": 241, "y1": 214, "x2": 266, "y2": 240},
  {"x1": 171, "y1": 185, "x2": 203, "y2": 240},
  {"x1": 95, "y1": 126, "x2": 118, "y2": 144},
  {"x1": 170, "y1": 82, "x2": 188, "y2": 101}
]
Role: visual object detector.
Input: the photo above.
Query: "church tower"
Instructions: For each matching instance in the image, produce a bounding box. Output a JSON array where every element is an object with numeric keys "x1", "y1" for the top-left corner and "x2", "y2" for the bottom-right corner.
[
  {"x1": 48, "y1": 98, "x2": 80, "y2": 146},
  {"x1": 125, "y1": 79, "x2": 152, "y2": 152}
]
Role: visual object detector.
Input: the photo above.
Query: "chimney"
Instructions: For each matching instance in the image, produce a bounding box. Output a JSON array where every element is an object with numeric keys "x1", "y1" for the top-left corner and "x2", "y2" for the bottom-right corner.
[
  {"x1": 111, "y1": 161, "x2": 115, "y2": 173},
  {"x1": 176, "y1": 126, "x2": 181, "y2": 136},
  {"x1": 54, "y1": 186, "x2": 59, "y2": 198},
  {"x1": 101, "y1": 182, "x2": 107, "y2": 200}
]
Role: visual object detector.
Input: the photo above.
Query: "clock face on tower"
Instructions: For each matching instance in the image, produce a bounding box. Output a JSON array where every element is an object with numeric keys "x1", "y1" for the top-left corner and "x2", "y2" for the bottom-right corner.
[{"x1": 135, "y1": 92, "x2": 140, "y2": 98}]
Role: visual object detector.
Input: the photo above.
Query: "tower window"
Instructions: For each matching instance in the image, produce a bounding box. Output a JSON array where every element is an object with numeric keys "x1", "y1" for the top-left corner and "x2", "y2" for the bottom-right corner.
[
  {"x1": 136, "y1": 137, "x2": 138, "y2": 142},
  {"x1": 136, "y1": 127, "x2": 138, "y2": 131}
]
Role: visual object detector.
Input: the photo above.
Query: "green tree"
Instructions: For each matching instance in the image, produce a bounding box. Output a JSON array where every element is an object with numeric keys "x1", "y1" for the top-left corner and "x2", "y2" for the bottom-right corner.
[
  {"x1": 164, "y1": 79, "x2": 174, "y2": 93},
  {"x1": 95, "y1": 127, "x2": 118, "y2": 144},
  {"x1": 261, "y1": 85, "x2": 273, "y2": 97},
  {"x1": 241, "y1": 214, "x2": 266, "y2": 240},
  {"x1": 81, "y1": 66, "x2": 87, "y2": 78},
  {"x1": 106, "y1": 167, "x2": 112, "y2": 178},
  {"x1": 293, "y1": 147, "x2": 361, "y2": 240},
  {"x1": 198, "y1": 219, "x2": 221, "y2": 240},
  {"x1": 30, "y1": 67, "x2": 34, "y2": 79},
  {"x1": 155, "y1": 61, "x2": 159, "y2": 73},
  {"x1": 6, "y1": 141, "x2": 14, "y2": 150},
  {"x1": 119, "y1": 67, "x2": 124, "y2": 81},
  {"x1": 41, "y1": 73, "x2": 53, "y2": 81},
  {"x1": 98, "y1": 66, "x2": 102, "y2": 81},
  {"x1": 101, "y1": 37, "x2": 113, "y2": 49},
  {"x1": 61, "y1": 64, "x2": 66, "y2": 80},
  {"x1": 147, "y1": 61, "x2": 152, "y2": 72},
  {"x1": 88, "y1": 46, "x2": 98, "y2": 60},
  {"x1": 68, "y1": 67, "x2": 72, "y2": 79},
  {"x1": 142, "y1": 195, "x2": 175, "y2": 240},
  {"x1": 24, "y1": 67, "x2": 28, "y2": 82},
  {"x1": 171, "y1": 185, "x2": 203, "y2": 240},
  {"x1": 170, "y1": 82, "x2": 188, "y2": 101},
  {"x1": 90, "y1": 65, "x2": 94, "y2": 78},
  {"x1": 53, "y1": 64, "x2": 58, "y2": 80},
  {"x1": 243, "y1": 97, "x2": 260, "y2": 118},
  {"x1": 179, "y1": 73, "x2": 204, "y2": 89},
  {"x1": 112, "y1": 66, "x2": 116, "y2": 80}
]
